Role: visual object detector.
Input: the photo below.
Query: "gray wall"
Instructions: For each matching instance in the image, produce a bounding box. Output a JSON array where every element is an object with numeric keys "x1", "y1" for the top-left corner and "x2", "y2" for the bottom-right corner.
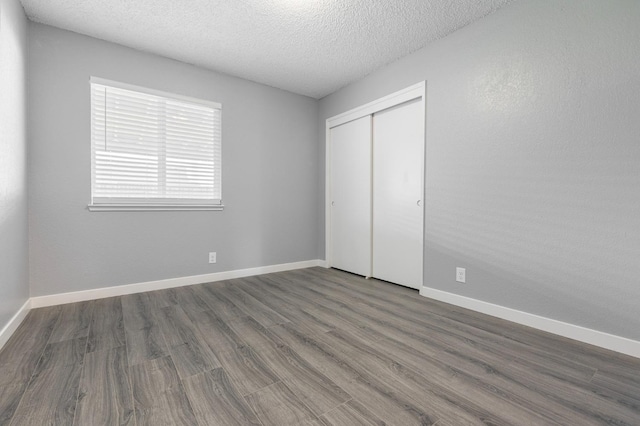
[
  {"x1": 29, "y1": 23, "x2": 319, "y2": 297},
  {"x1": 319, "y1": 0, "x2": 640, "y2": 340},
  {"x1": 0, "y1": 0, "x2": 29, "y2": 330}
]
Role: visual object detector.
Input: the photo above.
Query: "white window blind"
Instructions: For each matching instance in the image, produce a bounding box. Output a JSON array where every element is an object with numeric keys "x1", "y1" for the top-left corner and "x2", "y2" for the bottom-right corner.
[{"x1": 90, "y1": 78, "x2": 222, "y2": 210}]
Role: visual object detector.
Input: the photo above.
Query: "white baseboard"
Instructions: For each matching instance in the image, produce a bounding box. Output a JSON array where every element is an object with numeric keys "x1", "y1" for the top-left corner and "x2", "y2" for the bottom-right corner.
[
  {"x1": 420, "y1": 286, "x2": 640, "y2": 359},
  {"x1": 0, "y1": 299, "x2": 31, "y2": 351},
  {"x1": 11, "y1": 263, "x2": 638, "y2": 359},
  {"x1": 30, "y1": 259, "x2": 323, "y2": 308}
]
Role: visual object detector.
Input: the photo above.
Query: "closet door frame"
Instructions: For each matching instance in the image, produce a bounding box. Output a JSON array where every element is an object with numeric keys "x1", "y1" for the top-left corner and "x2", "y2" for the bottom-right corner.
[{"x1": 325, "y1": 81, "x2": 426, "y2": 284}]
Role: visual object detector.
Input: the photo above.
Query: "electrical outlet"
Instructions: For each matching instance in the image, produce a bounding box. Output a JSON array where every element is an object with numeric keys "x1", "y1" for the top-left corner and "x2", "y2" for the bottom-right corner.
[
  {"x1": 456, "y1": 267, "x2": 466, "y2": 283},
  {"x1": 209, "y1": 252, "x2": 217, "y2": 264}
]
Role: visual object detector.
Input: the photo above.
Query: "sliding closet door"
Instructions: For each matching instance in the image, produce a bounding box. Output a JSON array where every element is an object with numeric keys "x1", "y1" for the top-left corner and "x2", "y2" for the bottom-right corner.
[
  {"x1": 372, "y1": 99, "x2": 424, "y2": 289},
  {"x1": 330, "y1": 116, "x2": 372, "y2": 277}
]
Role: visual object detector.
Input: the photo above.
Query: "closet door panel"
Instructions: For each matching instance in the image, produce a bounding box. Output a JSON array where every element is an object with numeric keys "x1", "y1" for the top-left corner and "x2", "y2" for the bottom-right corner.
[
  {"x1": 372, "y1": 99, "x2": 424, "y2": 289},
  {"x1": 330, "y1": 116, "x2": 372, "y2": 276}
]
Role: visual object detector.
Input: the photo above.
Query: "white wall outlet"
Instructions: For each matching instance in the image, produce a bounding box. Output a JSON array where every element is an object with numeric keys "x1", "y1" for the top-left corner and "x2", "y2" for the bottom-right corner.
[
  {"x1": 456, "y1": 267, "x2": 466, "y2": 283},
  {"x1": 208, "y1": 252, "x2": 217, "y2": 264}
]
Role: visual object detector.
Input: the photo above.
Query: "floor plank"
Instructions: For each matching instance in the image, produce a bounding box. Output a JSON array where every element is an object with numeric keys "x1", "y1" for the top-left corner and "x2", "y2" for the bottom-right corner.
[
  {"x1": 147, "y1": 288, "x2": 180, "y2": 310},
  {"x1": 0, "y1": 307, "x2": 61, "y2": 424},
  {"x1": 175, "y1": 284, "x2": 215, "y2": 314},
  {"x1": 121, "y1": 293, "x2": 156, "y2": 331},
  {"x1": 9, "y1": 363, "x2": 83, "y2": 425},
  {"x1": 122, "y1": 293, "x2": 168, "y2": 365},
  {"x1": 9, "y1": 341, "x2": 84, "y2": 425},
  {"x1": 318, "y1": 399, "x2": 385, "y2": 426},
  {"x1": 215, "y1": 345, "x2": 280, "y2": 396},
  {"x1": 259, "y1": 344, "x2": 352, "y2": 416},
  {"x1": 589, "y1": 369, "x2": 640, "y2": 411},
  {"x1": 186, "y1": 309, "x2": 281, "y2": 395},
  {"x1": 87, "y1": 297, "x2": 125, "y2": 353},
  {"x1": 244, "y1": 381, "x2": 317, "y2": 426},
  {"x1": 74, "y1": 346, "x2": 134, "y2": 425},
  {"x1": 0, "y1": 306, "x2": 61, "y2": 366},
  {"x1": 269, "y1": 322, "x2": 443, "y2": 425},
  {"x1": 129, "y1": 356, "x2": 198, "y2": 426},
  {"x1": 229, "y1": 316, "x2": 351, "y2": 415},
  {"x1": 36, "y1": 336, "x2": 87, "y2": 370},
  {"x1": 48, "y1": 301, "x2": 94, "y2": 343},
  {"x1": 182, "y1": 367, "x2": 262, "y2": 425},
  {"x1": 124, "y1": 325, "x2": 168, "y2": 366},
  {"x1": 186, "y1": 308, "x2": 249, "y2": 354},
  {"x1": 219, "y1": 284, "x2": 291, "y2": 327},
  {"x1": 0, "y1": 379, "x2": 28, "y2": 426},
  {"x1": 237, "y1": 276, "x2": 336, "y2": 334},
  {"x1": 198, "y1": 282, "x2": 246, "y2": 321},
  {"x1": 157, "y1": 305, "x2": 222, "y2": 379}
]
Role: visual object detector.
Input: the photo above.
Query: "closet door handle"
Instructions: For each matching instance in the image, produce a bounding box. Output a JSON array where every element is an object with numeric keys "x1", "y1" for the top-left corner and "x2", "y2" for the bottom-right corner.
[{"x1": 417, "y1": 200, "x2": 422, "y2": 207}]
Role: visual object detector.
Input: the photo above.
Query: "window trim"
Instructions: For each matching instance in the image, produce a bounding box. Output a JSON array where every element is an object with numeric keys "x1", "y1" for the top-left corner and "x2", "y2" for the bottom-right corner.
[
  {"x1": 89, "y1": 77, "x2": 222, "y2": 109},
  {"x1": 87, "y1": 204, "x2": 224, "y2": 212},
  {"x1": 88, "y1": 77, "x2": 223, "y2": 212}
]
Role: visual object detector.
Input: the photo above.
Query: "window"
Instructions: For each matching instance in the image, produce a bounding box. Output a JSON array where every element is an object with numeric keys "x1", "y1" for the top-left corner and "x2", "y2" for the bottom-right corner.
[{"x1": 89, "y1": 78, "x2": 222, "y2": 211}]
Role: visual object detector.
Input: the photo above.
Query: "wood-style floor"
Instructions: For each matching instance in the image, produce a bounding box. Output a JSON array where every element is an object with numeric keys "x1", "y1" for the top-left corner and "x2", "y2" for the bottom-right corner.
[{"x1": 1, "y1": 267, "x2": 639, "y2": 425}]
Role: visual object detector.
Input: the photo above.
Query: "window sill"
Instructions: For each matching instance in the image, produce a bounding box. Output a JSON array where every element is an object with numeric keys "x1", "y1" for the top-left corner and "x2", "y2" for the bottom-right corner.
[{"x1": 87, "y1": 204, "x2": 224, "y2": 212}]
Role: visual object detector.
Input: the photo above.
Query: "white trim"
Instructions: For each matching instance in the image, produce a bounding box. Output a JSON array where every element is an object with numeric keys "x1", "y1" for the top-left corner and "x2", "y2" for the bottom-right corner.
[
  {"x1": 90, "y1": 77, "x2": 222, "y2": 109},
  {"x1": 325, "y1": 119, "x2": 332, "y2": 268},
  {"x1": 3, "y1": 267, "x2": 638, "y2": 359},
  {"x1": 419, "y1": 286, "x2": 640, "y2": 359},
  {"x1": 30, "y1": 260, "x2": 323, "y2": 308},
  {"x1": 0, "y1": 299, "x2": 31, "y2": 351},
  {"x1": 326, "y1": 81, "x2": 425, "y2": 129},
  {"x1": 87, "y1": 204, "x2": 224, "y2": 212}
]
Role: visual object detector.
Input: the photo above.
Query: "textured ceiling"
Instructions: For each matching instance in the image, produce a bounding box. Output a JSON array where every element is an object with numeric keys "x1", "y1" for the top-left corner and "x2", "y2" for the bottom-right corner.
[{"x1": 20, "y1": 0, "x2": 513, "y2": 98}]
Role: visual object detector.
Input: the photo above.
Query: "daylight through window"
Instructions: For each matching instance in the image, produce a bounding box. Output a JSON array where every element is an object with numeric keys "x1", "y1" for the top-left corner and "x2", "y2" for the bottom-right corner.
[{"x1": 89, "y1": 78, "x2": 222, "y2": 210}]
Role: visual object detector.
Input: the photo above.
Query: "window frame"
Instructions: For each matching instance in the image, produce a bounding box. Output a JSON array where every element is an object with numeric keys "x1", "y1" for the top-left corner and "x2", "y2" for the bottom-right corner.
[{"x1": 88, "y1": 77, "x2": 223, "y2": 212}]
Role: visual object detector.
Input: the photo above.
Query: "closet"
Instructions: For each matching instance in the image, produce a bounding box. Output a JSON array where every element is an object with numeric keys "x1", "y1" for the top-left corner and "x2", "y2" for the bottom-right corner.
[{"x1": 326, "y1": 82, "x2": 425, "y2": 290}]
